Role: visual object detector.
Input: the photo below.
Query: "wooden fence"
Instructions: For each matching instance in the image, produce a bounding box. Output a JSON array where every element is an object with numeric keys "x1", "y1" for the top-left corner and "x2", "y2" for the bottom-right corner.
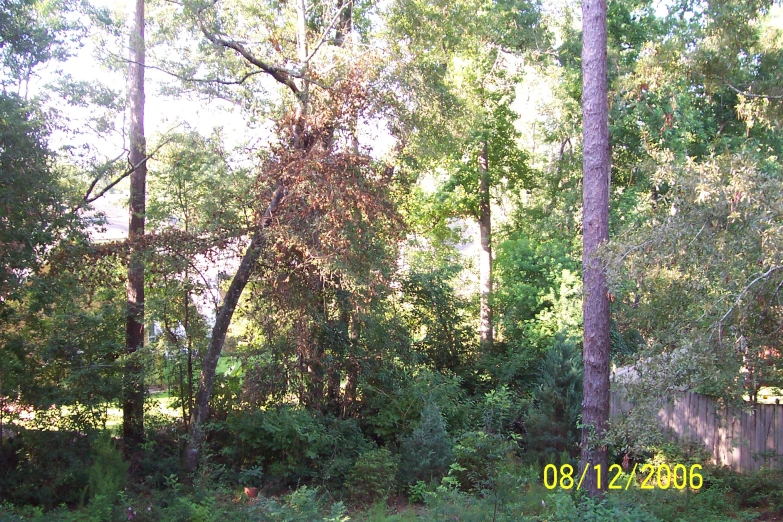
[{"x1": 610, "y1": 391, "x2": 783, "y2": 472}]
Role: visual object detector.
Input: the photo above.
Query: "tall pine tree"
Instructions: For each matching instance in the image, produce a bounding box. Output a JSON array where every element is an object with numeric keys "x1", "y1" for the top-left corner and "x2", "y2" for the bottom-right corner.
[{"x1": 580, "y1": 0, "x2": 611, "y2": 497}]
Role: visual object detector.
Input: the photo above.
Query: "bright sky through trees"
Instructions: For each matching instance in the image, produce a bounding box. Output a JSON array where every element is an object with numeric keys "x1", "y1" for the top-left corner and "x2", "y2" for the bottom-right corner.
[{"x1": 4, "y1": 0, "x2": 783, "y2": 515}]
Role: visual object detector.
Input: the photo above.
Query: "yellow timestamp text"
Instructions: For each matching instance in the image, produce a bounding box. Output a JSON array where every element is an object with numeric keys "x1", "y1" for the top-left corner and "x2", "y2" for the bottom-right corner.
[{"x1": 543, "y1": 463, "x2": 703, "y2": 491}]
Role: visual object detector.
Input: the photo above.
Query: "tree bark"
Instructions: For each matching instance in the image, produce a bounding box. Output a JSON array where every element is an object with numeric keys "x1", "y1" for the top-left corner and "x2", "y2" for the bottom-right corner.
[
  {"x1": 186, "y1": 289, "x2": 193, "y2": 427},
  {"x1": 183, "y1": 185, "x2": 284, "y2": 473},
  {"x1": 294, "y1": 0, "x2": 309, "y2": 117},
  {"x1": 343, "y1": 313, "x2": 360, "y2": 416},
  {"x1": 334, "y1": 0, "x2": 352, "y2": 47},
  {"x1": 123, "y1": 0, "x2": 146, "y2": 449},
  {"x1": 478, "y1": 140, "x2": 493, "y2": 351},
  {"x1": 182, "y1": 0, "x2": 345, "y2": 470},
  {"x1": 580, "y1": 0, "x2": 611, "y2": 497}
]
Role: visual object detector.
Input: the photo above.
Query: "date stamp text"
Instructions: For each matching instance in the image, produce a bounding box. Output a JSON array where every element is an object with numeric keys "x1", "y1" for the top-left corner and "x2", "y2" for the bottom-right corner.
[{"x1": 543, "y1": 463, "x2": 703, "y2": 491}]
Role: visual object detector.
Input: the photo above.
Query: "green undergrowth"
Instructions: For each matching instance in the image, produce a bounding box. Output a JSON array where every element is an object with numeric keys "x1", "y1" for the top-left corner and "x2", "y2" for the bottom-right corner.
[{"x1": 1, "y1": 464, "x2": 777, "y2": 522}]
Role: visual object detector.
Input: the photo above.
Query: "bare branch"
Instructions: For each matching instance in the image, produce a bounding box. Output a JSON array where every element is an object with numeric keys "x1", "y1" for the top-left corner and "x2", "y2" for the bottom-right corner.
[
  {"x1": 79, "y1": 151, "x2": 126, "y2": 207},
  {"x1": 687, "y1": 222, "x2": 707, "y2": 247},
  {"x1": 196, "y1": 18, "x2": 302, "y2": 97},
  {"x1": 715, "y1": 265, "x2": 783, "y2": 332},
  {"x1": 73, "y1": 137, "x2": 174, "y2": 213},
  {"x1": 724, "y1": 81, "x2": 783, "y2": 101},
  {"x1": 306, "y1": 0, "x2": 353, "y2": 63},
  {"x1": 163, "y1": 316, "x2": 182, "y2": 347},
  {"x1": 615, "y1": 238, "x2": 654, "y2": 264},
  {"x1": 117, "y1": 53, "x2": 266, "y2": 86}
]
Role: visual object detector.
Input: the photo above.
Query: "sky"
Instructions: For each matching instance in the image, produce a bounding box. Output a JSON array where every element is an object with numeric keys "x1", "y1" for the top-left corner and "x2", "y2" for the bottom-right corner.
[
  {"x1": 36, "y1": 0, "x2": 783, "y2": 242},
  {"x1": 37, "y1": 0, "x2": 400, "y2": 242}
]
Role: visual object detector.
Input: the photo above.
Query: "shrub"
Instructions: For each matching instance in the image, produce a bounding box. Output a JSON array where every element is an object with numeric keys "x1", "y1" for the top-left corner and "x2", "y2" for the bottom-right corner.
[
  {"x1": 245, "y1": 486, "x2": 349, "y2": 522},
  {"x1": 523, "y1": 335, "x2": 582, "y2": 466},
  {"x1": 346, "y1": 448, "x2": 398, "y2": 504},
  {"x1": 710, "y1": 466, "x2": 783, "y2": 513},
  {"x1": 87, "y1": 434, "x2": 128, "y2": 501},
  {"x1": 224, "y1": 405, "x2": 371, "y2": 490},
  {"x1": 398, "y1": 403, "x2": 453, "y2": 486},
  {"x1": 546, "y1": 493, "x2": 661, "y2": 522},
  {"x1": 481, "y1": 386, "x2": 520, "y2": 436},
  {"x1": 361, "y1": 369, "x2": 469, "y2": 443},
  {"x1": 450, "y1": 430, "x2": 516, "y2": 492},
  {"x1": 0, "y1": 428, "x2": 92, "y2": 509},
  {"x1": 131, "y1": 420, "x2": 180, "y2": 489}
]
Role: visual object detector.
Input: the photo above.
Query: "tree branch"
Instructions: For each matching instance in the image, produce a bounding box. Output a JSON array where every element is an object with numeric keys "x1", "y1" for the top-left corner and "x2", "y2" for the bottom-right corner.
[
  {"x1": 78, "y1": 151, "x2": 126, "y2": 207},
  {"x1": 196, "y1": 18, "x2": 303, "y2": 98},
  {"x1": 183, "y1": 179, "x2": 285, "y2": 472},
  {"x1": 724, "y1": 81, "x2": 783, "y2": 101},
  {"x1": 116, "y1": 53, "x2": 266, "y2": 86},
  {"x1": 306, "y1": 0, "x2": 353, "y2": 63},
  {"x1": 715, "y1": 265, "x2": 783, "y2": 335},
  {"x1": 73, "y1": 137, "x2": 173, "y2": 213}
]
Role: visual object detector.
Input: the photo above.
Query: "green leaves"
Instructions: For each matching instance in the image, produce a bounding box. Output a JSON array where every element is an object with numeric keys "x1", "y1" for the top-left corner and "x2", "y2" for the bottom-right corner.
[
  {"x1": 608, "y1": 150, "x2": 783, "y2": 405},
  {"x1": 0, "y1": 0, "x2": 82, "y2": 89},
  {"x1": 147, "y1": 129, "x2": 253, "y2": 237},
  {"x1": 0, "y1": 94, "x2": 78, "y2": 302},
  {"x1": 494, "y1": 233, "x2": 581, "y2": 365}
]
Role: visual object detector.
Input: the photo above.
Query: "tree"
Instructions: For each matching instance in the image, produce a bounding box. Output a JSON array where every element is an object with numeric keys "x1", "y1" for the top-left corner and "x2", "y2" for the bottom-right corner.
[
  {"x1": 176, "y1": 0, "x2": 308, "y2": 471},
  {"x1": 0, "y1": 0, "x2": 81, "y2": 299},
  {"x1": 607, "y1": 152, "x2": 783, "y2": 408},
  {"x1": 175, "y1": 0, "x2": 400, "y2": 471},
  {"x1": 436, "y1": 97, "x2": 532, "y2": 352},
  {"x1": 0, "y1": 94, "x2": 89, "y2": 440},
  {"x1": 0, "y1": 95, "x2": 69, "y2": 301},
  {"x1": 580, "y1": 0, "x2": 611, "y2": 497},
  {"x1": 491, "y1": 233, "x2": 582, "y2": 390},
  {"x1": 525, "y1": 335, "x2": 583, "y2": 466},
  {"x1": 123, "y1": 0, "x2": 146, "y2": 448},
  {"x1": 386, "y1": 0, "x2": 543, "y2": 351},
  {"x1": 145, "y1": 130, "x2": 247, "y2": 427},
  {"x1": 597, "y1": 0, "x2": 783, "y2": 439},
  {"x1": 0, "y1": 0, "x2": 78, "y2": 97},
  {"x1": 0, "y1": 0, "x2": 133, "y2": 441}
]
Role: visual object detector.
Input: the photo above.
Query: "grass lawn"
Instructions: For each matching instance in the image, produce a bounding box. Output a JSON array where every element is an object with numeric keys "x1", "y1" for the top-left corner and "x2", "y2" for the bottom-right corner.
[
  {"x1": 104, "y1": 391, "x2": 181, "y2": 431},
  {"x1": 13, "y1": 356, "x2": 242, "y2": 432},
  {"x1": 749, "y1": 386, "x2": 783, "y2": 404}
]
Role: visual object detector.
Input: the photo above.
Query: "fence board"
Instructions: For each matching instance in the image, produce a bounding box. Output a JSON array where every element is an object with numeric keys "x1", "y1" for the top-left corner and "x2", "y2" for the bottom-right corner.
[
  {"x1": 701, "y1": 396, "x2": 712, "y2": 458},
  {"x1": 730, "y1": 414, "x2": 741, "y2": 472},
  {"x1": 610, "y1": 391, "x2": 783, "y2": 473},
  {"x1": 776, "y1": 406, "x2": 783, "y2": 469}
]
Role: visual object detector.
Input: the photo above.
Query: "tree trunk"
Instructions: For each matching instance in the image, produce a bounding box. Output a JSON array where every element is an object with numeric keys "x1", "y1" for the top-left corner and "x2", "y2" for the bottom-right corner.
[
  {"x1": 186, "y1": 292, "x2": 193, "y2": 427},
  {"x1": 326, "y1": 361, "x2": 341, "y2": 414},
  {"x1": 478, "y1": 140, "x2": 493, "y2": 351},
  {"x1": 343, "y1": 313, "x2": 360, "y2": 416},
  {"x1": 294, "y1": 0, "x2": 309, "y2": 117},
  {"x1": 182, "y1": 0, "x2": 330, "y2": 470},
  {"x1": 580, "y1": 0, "x2": 611, "y2": 497},
  {"x1": 123, "y1": 0, "x2": 146, "y2": 449},
  {"x1": 334, "y1": 0, "x2": 352, "y2": 47},
  {"x1": 183, "y1": 185, "x2": 284, "y2": 473}
]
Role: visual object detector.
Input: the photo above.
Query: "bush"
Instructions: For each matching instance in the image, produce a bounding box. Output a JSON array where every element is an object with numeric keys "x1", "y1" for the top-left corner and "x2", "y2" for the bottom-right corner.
[
  {"x1": 523, "y1": 335, "x2": 582, "y2": 466},
  {"x1": 131, "y1": 420, "x2": 180, "y2": 489},
  {"x1": 450, "y1": 430, "x2": 516, "y2": 492},
  {"x1": 420, "y1": 484, "x2": 545, "y2": 522},
  {"x1": 245, "y1": 486, "x2": 349, "y2": 522},
  {"x1": 546, "y1": 492, "x2": 661, "y2": 522},
  {"x1": 709, "y1": 466, "x2": 783, "y2": 513},
  {"x1": 0, "y1": 428, "x2": 92, "y2": 509},
  {"x1": 224, "y1": 405, "x2": 371, "y2": 490},
  {"x1": 87, "y1": 434, "x2": 128, "y2": 501},
  {"x1": 361, "y1": 369, "x2": 469, "y2": 443},
  {"x1": 346, "y1": 448, "x2": 398, "y2": 504},
  {"x1": 481, "y1": 386, "x2": 520, "y2": 436},
  {"x1": 398, "y1": 403, "x2": 453, "y2": 486}
]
